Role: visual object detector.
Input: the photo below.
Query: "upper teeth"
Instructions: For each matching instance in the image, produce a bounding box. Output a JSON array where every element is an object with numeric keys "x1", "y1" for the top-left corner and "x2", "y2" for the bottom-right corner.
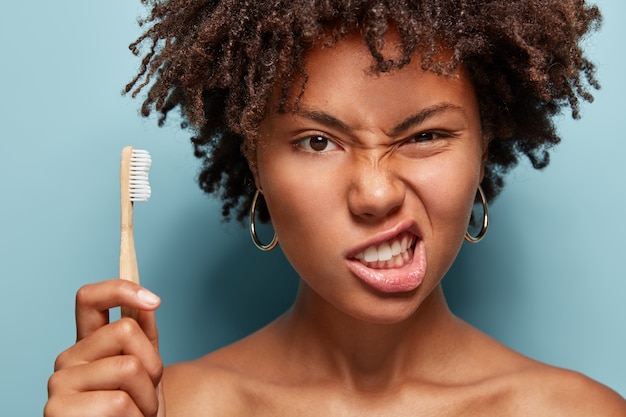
[{"x1": 355, "y1": 233, "x2": 414, "y2": 263}]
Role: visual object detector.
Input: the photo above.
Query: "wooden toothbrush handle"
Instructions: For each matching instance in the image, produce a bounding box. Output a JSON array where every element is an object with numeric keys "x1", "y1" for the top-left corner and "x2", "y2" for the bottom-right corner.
[{"x1": 120, "y1": 146, "x2": 140, "y2": 319}]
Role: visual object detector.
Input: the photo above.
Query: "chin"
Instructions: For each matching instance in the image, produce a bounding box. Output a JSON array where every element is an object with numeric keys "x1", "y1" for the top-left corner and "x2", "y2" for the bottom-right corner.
[{"x1": 342, "y1": 290, "x2": 430, "y2": 325}]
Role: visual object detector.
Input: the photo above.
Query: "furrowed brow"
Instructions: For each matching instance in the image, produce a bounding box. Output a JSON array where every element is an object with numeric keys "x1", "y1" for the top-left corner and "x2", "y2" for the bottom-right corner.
[
  {"x1": 293, "y1": 103, "x2": 464, "y2": 135},
  {"x1": 295, "y1": 109, "x2": 351, "y2": 131},
  {"x1": 388, "y1": 103, "x2": 465, "y2": 136}
]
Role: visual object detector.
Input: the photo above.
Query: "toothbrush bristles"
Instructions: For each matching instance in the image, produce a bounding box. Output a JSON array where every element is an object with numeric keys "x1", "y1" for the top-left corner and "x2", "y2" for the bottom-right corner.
[{"x1": 129, "y1": 149, "x2": 152, "y2": 202}]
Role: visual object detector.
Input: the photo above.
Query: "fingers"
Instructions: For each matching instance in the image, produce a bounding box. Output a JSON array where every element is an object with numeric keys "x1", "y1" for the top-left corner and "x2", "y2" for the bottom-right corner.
[
  {"x1": 75, "y1": 279, "x2": 160, "y2": 341},
  {"x1": 45, "y1": 281, "x2": 165, "y2": 417},
  {"x1": 45, "y1": 390, "x2": 154, "y2": 417},
  {"x1": 55, "y1": 318, "x2": 162, "y2": 385},
  {"x1": 48, "y1": 355, "x2": 160, "y2": 417}
]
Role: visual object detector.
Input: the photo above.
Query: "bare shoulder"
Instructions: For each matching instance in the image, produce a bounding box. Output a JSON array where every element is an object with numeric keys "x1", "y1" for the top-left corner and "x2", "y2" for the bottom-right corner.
[
  {"x1": 161, "y1": 352, "x2": 256, "y2": 417},
  {"x1": 458, "y1": 324, "x2": 625, "y2": 416},
  {"x1": 504, "y1": 363, "x2": 626, "y2": 416},
  {"x1": 160, "y1": 329, "x2": 282, "y2": 417}
]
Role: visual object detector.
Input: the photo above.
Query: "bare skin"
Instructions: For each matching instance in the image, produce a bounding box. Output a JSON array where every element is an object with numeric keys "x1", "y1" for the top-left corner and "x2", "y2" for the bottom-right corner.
[
  {"x1": 45, "y1": 34, "x2": 626, "y2": 417},
  {"x1": 164, "y1": 289, "x2": 624, "y2": 417}
]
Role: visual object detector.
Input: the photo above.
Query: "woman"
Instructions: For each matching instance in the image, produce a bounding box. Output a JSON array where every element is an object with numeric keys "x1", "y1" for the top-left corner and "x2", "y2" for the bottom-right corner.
[{"x1": 45, "y1": 1, "x2": 626, "y2": 416}]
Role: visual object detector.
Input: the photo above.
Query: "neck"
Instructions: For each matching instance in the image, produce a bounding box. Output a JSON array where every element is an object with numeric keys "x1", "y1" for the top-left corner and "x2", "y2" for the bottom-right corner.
[{"x1": 279, "y1": 282, "x2": 463, "y2": 392}]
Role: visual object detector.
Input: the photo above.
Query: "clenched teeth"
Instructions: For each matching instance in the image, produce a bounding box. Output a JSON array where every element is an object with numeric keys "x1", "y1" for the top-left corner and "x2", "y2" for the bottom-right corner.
[{"x1": 354, "y1": 232, "x2": 416, "y2": 269}]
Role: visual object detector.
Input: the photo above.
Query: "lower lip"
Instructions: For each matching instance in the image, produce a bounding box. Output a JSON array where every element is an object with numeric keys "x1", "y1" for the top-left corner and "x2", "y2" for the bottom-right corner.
[{"x1": 346, "y1": 240, "x2": 427, "y2": 293}]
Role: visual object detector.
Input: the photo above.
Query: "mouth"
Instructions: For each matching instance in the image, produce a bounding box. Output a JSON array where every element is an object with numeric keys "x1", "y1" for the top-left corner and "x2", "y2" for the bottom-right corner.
[
  {"x1": 346, "y1": 229, "x2": 426, "y2": 293},
  {"x1": 352, "y1": 231, "x2": 417, "y2": 269}
]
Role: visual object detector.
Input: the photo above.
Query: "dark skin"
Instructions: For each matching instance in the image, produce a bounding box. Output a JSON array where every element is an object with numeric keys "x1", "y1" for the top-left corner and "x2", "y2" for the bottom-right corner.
[{"x1": 45, "y1": 34, "x2": 626, "y2": 417}]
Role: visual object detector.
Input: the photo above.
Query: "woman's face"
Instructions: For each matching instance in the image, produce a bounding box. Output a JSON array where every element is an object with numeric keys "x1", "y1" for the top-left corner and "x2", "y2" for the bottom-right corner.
[{"x1": 255, "y1": 34, "x2": 485, "y2": 323}]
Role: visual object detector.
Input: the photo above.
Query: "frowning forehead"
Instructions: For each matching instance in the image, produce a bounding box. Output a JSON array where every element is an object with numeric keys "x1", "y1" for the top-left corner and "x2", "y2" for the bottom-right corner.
[
  {"x1": 268, "y1": 32, "x2": 475, "y2": 119},
  {"x1": 286, "y1": 103, "x2": 467, "y2": 137}
]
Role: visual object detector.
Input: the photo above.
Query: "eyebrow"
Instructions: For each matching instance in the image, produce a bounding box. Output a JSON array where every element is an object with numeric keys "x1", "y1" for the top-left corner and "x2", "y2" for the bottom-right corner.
[{"x1": 295, "y1": 103, "x2": 465, "y2": 136}]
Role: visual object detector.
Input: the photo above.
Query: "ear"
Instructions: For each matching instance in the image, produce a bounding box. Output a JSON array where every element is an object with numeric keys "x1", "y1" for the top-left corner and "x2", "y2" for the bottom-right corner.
[
  {"x1": 479, "y1": 134, "x2": 490, "y2": 182},
  {"x1": 242, "y1": 135, "x2": 263, "y2": 190},
  {"x1": 479, "y1": 148, "x2": 488, "y2": 182},
  {"x1": 247, "y1": 157, "x2": 262, "y2": 191}
]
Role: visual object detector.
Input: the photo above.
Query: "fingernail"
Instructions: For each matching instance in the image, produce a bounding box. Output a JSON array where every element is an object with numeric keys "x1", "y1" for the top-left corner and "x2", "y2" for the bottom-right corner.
[{"x1": 137, "y1": 289, "x2": 161, "y2": 305}]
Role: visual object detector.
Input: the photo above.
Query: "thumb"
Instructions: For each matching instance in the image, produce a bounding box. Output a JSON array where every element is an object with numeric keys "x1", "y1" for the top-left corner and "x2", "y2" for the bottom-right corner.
[
  {"x1": 156, "y1": 381, "x2": 166, "y2": 417},
  {"x1": 137, "y1": 309, "x2": 160, "y2": 354}
]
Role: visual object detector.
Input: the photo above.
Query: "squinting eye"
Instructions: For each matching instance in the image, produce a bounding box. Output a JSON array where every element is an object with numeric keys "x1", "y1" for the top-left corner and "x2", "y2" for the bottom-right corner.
[
  {"x1": 297, "y1": 135, "x2": 339, "y2": 152},
  {"x1": 408, "y1": 132, "x2": 443, "y2": 143}
]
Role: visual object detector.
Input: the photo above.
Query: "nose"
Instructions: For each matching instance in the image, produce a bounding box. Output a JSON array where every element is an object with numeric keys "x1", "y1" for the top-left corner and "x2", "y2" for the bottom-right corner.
[{"x1": 347, "y1": 156, "x2": 406, "y2": 220}]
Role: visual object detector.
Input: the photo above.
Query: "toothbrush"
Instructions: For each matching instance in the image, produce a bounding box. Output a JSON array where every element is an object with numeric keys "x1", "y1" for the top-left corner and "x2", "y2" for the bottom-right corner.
[{"x1": 119, "y1": 146, "x2": 152, "y2": 319}]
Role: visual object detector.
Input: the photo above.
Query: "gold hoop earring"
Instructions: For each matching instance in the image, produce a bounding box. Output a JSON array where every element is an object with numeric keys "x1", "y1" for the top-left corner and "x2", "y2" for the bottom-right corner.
[
  {"x1": 250, "y1": 189, "x2": 278, "y2": 251},
  {"x1": 465, "y1": 185, "x2": 489, "y2": 243}
]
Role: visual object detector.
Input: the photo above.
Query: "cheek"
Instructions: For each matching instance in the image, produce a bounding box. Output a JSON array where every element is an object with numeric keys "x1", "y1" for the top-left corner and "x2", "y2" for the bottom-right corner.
[
  {"x1": 257, "y1": 151, "x2": 338, "y2": 242},
  {"x1": 414, "y1": 156, "x2": 480, "y2": 234},
  {"x1": 261, "y1": 171, "x2": 345, "y2": 288}
]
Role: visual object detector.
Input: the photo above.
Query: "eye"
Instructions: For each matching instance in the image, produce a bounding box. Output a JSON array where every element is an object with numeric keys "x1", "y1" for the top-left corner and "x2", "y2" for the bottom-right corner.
[
  {"x1": 406, "y1": 131, "x2": 446, "y2": 143},
  {"x1": 295, "y1": 135, "x2": 340, "y2": 153}
]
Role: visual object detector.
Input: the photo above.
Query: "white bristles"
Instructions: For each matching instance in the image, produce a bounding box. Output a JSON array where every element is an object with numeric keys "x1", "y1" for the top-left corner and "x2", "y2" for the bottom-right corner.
[{"x1": 129, "y1": 149, "x2": 152, "y2": 202}]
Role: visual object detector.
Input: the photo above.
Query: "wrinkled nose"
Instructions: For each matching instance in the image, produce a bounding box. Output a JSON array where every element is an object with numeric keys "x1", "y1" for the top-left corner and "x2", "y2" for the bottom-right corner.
[{"x1": 347, "y1": 158, "x2": 405, "y2": 220}]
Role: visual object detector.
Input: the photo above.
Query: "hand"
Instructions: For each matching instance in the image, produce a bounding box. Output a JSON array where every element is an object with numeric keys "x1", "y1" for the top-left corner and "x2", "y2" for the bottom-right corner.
[{"x1": 44, "y1": 279, "x2": 164, "y2": 417}]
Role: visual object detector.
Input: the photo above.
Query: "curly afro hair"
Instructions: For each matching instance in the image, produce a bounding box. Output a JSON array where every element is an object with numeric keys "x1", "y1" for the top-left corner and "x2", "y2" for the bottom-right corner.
[{"x1": 126, "y1": 0, "x2": 601, "y2": 223}]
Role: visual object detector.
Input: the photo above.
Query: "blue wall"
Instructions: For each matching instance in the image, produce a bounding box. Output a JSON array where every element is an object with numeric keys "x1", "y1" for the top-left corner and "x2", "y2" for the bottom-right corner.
[{"x1": 0, "y1": 1, "x2": 624, "y2": 415}]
